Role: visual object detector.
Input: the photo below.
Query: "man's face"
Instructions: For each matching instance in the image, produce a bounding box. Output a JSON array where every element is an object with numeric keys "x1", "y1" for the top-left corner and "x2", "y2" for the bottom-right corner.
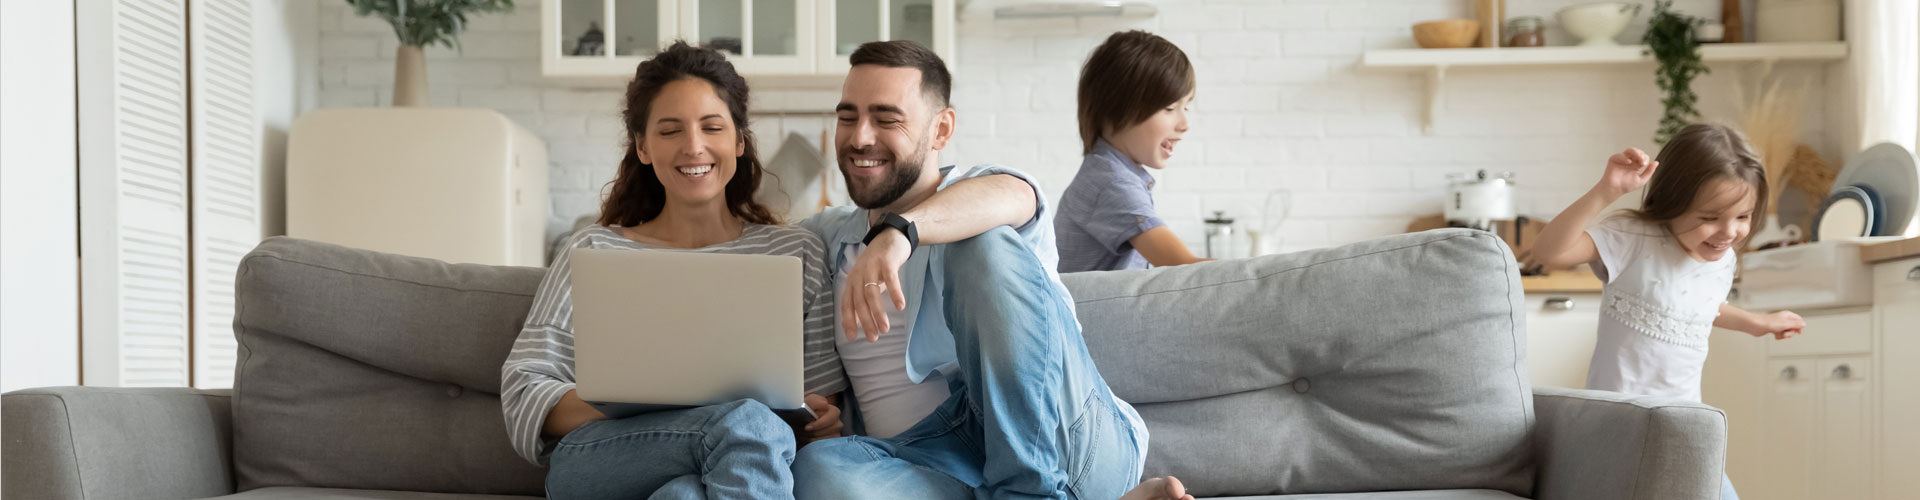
[{"x1": 835, "y1": 65, "x2": 948, "y2": 209}]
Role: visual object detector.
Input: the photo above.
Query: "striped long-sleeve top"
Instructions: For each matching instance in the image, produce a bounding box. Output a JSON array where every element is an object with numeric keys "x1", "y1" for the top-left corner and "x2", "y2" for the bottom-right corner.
[{"x1": 500, "y1": 224, "x2": 848, "y2": 465}]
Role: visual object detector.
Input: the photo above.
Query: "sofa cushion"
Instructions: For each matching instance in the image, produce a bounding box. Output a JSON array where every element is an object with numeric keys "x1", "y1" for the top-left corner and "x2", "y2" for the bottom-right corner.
[
  {"x1": 231, "y1": 237, "x2": 547, "y2": 495},
  {"x1": 209, "y1": 487, "x2": 541, "y2": 499},
  {"x1": 1062, "y1": 229, "x2": 1535, "y2": 498},
  {"x1": 1207, "y1": 489, "x2": 1524, "y2": 500}
]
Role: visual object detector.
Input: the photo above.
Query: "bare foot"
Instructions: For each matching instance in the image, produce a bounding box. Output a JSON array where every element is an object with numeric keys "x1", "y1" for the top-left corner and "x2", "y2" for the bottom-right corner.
[{"x1": 1119, "y1": 476, "x2": 1194, "y2": 500}]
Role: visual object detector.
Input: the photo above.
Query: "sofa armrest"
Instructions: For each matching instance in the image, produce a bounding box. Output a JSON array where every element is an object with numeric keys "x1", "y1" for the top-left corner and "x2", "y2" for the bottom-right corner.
[
  {"x1": 1530, "y1": 387, "x2": 1726, "y2": 500},
  {"x1": 3, "y1": 387, "x2": 236, "y2": 500}
]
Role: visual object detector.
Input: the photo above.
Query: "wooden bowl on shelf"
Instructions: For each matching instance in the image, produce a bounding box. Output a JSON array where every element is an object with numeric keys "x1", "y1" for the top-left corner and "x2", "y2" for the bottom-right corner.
[{"x1": 1412, "y1": 19, "x2": 1480, "y2": 49}]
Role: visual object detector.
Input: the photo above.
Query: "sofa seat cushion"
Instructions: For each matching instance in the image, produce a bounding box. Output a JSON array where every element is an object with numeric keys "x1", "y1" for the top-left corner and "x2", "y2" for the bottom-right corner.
[
  {"x1": 1206, "y1": 489, "x2": 1525, "y2": 500},
  {"x1": 210, "y1": 487, "x2": 542, "y2": 500},
  {"x1": 1062, "y1": 230, "x2": 1536, "y2": 498}
]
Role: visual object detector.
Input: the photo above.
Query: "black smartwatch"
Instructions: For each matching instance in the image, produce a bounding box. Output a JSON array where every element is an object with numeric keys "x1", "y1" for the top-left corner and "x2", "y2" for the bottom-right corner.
[{"x1": 863, "y1": 213, "x2": 919, "y2": 251}]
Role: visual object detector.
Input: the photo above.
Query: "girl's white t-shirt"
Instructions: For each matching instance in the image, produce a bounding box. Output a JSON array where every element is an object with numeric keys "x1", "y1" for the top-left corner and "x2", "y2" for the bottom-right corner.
[{"x1": 1585, "y1": 218, "x2": 1736, "y2": 402}]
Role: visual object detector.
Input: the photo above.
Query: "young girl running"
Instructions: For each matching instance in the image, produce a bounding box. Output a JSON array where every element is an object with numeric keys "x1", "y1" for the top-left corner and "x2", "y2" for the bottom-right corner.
[{"x1": 1531, "y1": 123, "x2": 1806, "y2": 500}]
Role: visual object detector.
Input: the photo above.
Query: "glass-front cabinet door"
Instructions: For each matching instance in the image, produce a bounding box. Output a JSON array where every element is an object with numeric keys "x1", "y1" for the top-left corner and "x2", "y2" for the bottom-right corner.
[
  {"x1": 682, "y1": 0, "x2": 816, "y2": 74},
  {"x1": 821, "y1": 0, "x2": 952, "y2": 73},
  {"x1": 543, "y1": 0, "x2": 952, "y2": 80},
  {"x1": 544, "y1": 0, "x2": 678, "y2": 78}
]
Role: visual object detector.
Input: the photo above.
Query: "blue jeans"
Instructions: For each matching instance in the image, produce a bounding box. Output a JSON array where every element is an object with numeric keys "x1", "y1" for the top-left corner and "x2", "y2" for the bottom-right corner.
[
  {"x1": 1722, "y1": 474, "x2": 1739, "y2": 500},
  {"x1": 793, "y1": 227, "x2": 1143, "y2": 500},
  {"x1": 545, "y1": 399, "x2": 796, "y2": 500}
]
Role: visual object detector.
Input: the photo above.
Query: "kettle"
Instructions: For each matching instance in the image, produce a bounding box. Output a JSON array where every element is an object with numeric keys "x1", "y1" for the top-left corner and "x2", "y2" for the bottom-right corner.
[{"x1": 1445, "y1": 170, "x2": 1516, "y2": 231}]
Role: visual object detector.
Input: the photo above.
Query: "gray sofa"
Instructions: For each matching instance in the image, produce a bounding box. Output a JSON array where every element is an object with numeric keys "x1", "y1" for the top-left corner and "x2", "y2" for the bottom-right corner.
[{"x1": 2, "y1": 229, "x2": 1729, "y2": 499}]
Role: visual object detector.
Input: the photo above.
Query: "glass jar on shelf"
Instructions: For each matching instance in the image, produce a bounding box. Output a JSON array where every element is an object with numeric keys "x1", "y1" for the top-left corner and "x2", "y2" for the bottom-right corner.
[{"x1": 1504, "y1": 16, "x2": 1544, "y2": 47}]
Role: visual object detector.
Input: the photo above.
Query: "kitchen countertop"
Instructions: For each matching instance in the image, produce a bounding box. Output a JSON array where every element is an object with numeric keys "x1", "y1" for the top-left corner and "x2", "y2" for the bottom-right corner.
[
  {"x1": 1521, "y1": 270, "x2": 1603, "y2": 294},
  {"x1": 1863, "y1": 235, "x2": 1920, "y2": 263}
]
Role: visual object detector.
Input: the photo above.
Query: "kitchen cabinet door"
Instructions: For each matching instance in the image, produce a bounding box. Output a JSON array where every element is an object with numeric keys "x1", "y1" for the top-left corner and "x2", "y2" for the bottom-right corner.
[
  {"x1": 683, "y1": 0, "x2": 816, "y2": 74},
  {"x1": 1757, "y1": 358, "x2": 1817, "y2": 500},
  {"x1": 1521, "y1": 294, "x2": 1598, "y2": 389},
  {"x1": 1877, "y1": 257, "x2": 1920, "y2": 499},
  {"x1": 819, "y1": 0, "x2": 953, "y2": 73},
  {"x1": 1815, "y1": 357, "x2": 1873, "y2": 500},
  {"x1": 1704, "y1": 326, "x2": 1767, "y2": 491},
  {"x1": 543, "y1": 0, "x2": 955, "y2": 81},
  {"x1": 544, "y1": 0, "x2": 679, "y2": 78}
]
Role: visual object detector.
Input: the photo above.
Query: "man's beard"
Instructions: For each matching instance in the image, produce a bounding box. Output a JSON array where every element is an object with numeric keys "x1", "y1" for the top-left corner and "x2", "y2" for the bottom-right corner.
[{"x1": 843, "y1": 142, "x2": 929, "y2": 210}]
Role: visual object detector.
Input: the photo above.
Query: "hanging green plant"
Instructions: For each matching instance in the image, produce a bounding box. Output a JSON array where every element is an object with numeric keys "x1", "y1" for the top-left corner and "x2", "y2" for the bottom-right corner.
[
  {"x1": 1642, "y1": 0, "x2": 1708, "y2": 144},
  {"x1": 345, "y1": 0, "x2": 514, "y2": 50}
]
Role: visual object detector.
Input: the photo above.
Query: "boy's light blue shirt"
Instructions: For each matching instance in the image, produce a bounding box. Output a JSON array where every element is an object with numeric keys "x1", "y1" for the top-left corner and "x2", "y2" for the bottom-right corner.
[
  {"x1": 798, "y1": 164, "x2": 1063, "y2": 383},
  {"x1": 1056, "y1": 139, "x2": 1166, "y2": 273}
]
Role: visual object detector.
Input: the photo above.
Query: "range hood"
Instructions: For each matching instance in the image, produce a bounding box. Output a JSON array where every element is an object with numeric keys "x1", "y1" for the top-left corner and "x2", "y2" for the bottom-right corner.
[{"x1": 992, "y1": 0, "x2": 1157, "y2": 19}]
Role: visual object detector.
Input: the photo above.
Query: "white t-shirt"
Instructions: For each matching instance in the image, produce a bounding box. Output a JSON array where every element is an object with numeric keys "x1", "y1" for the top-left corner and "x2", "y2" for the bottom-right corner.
[
  {"x1": 833, "y1": 243, "x2": 953, "y2": 438},
  {"x1": 1584, "y1": 218, "x2": 1737, "y2": 402}
]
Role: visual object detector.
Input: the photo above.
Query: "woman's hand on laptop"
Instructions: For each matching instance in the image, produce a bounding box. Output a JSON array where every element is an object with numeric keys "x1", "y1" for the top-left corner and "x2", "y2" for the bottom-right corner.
[
  {"x1": 800, "y1": 393, "x2": 843, "y2": 445},
  {"x1": 843, "y1": 230, "x2": 911, "y2": 342}
]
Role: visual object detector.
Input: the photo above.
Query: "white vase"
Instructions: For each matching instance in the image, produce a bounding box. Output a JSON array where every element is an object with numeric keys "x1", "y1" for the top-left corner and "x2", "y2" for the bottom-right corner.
[{"x1": 393, "y1": 45, "x2": 427, "y2": 107}]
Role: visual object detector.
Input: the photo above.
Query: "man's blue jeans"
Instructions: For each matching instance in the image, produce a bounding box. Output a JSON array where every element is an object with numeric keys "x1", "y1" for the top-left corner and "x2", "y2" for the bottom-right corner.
[
  {"x1": 793, "y1": 226, "x2": 1145, "y2": 500},
  {"x1": 545, "y1": 398, "x2": 797, "y2": 500}
]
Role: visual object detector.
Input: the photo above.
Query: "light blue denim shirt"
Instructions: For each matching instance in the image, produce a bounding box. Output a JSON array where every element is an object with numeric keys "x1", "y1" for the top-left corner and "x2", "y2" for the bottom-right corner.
[{"x1": 798, "y1": 164, "x2": 1063, "y2": 384}]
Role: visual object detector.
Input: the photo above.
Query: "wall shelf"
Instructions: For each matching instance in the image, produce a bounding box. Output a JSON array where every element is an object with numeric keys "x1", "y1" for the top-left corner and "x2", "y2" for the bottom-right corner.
[{"x1": 1358, "y1": 42, "x2": 1849, "y2": 134}]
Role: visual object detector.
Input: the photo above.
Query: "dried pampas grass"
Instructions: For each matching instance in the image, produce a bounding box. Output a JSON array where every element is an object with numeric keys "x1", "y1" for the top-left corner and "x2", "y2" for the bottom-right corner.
[{"x1": 1735, "y1": 76, "x2": 1806, "y2": 215}]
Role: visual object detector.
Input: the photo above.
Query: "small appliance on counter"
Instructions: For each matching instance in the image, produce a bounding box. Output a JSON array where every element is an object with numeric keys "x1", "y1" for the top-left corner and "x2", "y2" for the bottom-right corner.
[
  {"x1": 1203, "y1": 211, "x2": 1243, "y2": 260},
  {"x1": 1446, "y1": 170, "x2": 1517, "y2": 231}
]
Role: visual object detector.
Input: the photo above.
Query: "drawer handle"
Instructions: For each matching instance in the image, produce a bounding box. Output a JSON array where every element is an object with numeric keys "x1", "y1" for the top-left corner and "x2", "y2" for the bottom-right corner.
[
  {"x1": 1832, "y1": 365, "x2": 1853, "y2": 380},
  {"x1": 1780, "y1": 366, "x2": 1798, "y2": 380},
  {"x1": 1544, "y1": 297, "x2": 1575, "y2": 311},
  {"x1": 1908, "y1": 266, "x2": 1919, "y2": 281}
]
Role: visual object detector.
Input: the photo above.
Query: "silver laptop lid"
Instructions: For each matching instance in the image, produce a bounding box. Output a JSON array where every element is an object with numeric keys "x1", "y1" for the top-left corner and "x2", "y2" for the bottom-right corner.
[{"x1": 568, "y1": 247, "x2": 805, "y2": 410}]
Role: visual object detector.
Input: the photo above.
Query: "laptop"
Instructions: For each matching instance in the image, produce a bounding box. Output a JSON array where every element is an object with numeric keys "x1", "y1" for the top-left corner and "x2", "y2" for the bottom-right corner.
[{"x1": 568, "y1": 248, "x2": 815, "y2": 425}]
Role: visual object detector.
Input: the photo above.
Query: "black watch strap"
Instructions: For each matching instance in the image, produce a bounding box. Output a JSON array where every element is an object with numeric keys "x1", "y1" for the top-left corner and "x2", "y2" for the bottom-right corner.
[{"x1": 863, "y1": 213, "x2": 919, "y2": 250}]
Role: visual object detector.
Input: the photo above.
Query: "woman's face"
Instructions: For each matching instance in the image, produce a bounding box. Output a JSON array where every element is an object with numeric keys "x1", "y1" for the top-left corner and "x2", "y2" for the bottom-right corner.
[
  {"x1": 635, "y1": 78, "x2": 745, "y2": 208},
  {"x1": 1107, "y1": 90, "x2": 1193, "y2": 170}
]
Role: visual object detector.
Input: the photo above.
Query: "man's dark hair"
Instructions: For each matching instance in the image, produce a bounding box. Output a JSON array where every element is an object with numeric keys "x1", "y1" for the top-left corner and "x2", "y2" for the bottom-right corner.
[{"x1": 849, "y1": 40, "x2": 952, "y2": 109}]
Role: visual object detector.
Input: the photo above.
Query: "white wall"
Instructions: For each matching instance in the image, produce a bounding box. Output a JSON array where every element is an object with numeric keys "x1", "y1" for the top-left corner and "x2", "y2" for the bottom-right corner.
[
  {"x1": 1, "y1": 0, "x2": 81, "y2": 392},
  {"x1": 256, "y1": 0, "x2": 322, "y2": 237},
  {"x1": 314, "y1": 0, "x2": 1839, "y2": 254}
]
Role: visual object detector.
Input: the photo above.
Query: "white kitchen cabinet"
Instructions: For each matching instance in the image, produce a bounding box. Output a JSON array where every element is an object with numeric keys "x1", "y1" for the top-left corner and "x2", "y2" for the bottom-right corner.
[
  {"x1": 1876, "y1": 257, "x2": 1920, "y2": 499},
  {"x1": 1703, "y1": 326, "x2": 1768, "y2": 488},
  {"x1": 1742, "y1": 354, "x2": 1875, "y2": 500},
  {"x1": 1521, "y1": 293, "x2": 1599, "y2": 389},
  {"x1": 542, "y1": 0, "x2": 954, "y2": 84},
  {"x1": 1758, "y1": 358, "x2": 1817, "y2": 500},
  {"x1": 1711, "y1": 254, "x2": 1920, "y2": 500},
  {"x1": 1816, "y1": 357, "x2": 1874, "y2": 500},
  {"x1": 1736, "y1": 313, "x2": 1878, "y2": 500}
]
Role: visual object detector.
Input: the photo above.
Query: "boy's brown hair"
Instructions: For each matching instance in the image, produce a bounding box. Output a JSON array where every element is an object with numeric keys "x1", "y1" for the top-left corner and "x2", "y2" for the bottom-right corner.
[{"x1": 1077, "y1": 30, "x2": 1194, "y2": 155}]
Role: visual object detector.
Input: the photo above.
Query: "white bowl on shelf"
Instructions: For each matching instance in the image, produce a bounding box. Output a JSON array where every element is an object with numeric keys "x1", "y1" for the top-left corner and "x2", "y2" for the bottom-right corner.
[{"x1": 1558, "y1": 2, "x2": 1641, "y2": 46}]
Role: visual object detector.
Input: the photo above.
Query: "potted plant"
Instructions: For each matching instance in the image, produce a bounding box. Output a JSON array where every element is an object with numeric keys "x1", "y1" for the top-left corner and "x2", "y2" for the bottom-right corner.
[
  {"x1": 1642, "y1": 0, "x2": 1707, "y2": 144},
  {"x1": 345, "y1": 0, "x2": 514, "y2": 107}
]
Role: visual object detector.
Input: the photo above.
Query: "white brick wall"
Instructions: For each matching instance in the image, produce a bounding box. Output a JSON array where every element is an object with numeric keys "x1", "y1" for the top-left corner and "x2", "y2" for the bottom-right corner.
[{"x1": 315, "y1": 0, "x2": 1836, "y2": 254}]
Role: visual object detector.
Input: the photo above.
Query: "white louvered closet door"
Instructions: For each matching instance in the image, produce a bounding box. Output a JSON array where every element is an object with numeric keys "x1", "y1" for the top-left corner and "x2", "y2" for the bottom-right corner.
[
  {"x1": 190, "y1": 0, "x2": 259, "y2": 389},
  {"x1": 78, "y1": 0, "x2": 193, "y2": 387}
]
